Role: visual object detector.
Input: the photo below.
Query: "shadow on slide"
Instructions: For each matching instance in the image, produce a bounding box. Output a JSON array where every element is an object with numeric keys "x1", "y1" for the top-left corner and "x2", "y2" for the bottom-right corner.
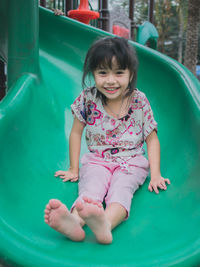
[{"x1": 0, "y1": 4, "x2": 200, "y2": 267}]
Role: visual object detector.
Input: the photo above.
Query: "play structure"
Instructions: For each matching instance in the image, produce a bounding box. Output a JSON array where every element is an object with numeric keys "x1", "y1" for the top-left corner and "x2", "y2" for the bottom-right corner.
[
  {"x1": 39, "y1": 0, "x2": 158, "y2": 46},
  {"x1": 136, "y1": 21, "x2": 159, "y2": 50},
  {"x1": 0, "y1": 0, "x2": 200, "y2": 266}
]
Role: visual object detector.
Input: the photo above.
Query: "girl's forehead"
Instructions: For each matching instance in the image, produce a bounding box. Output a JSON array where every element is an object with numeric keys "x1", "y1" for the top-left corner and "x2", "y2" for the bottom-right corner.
[{"x1": 98, "y1": 57, "x2": 122, "y2": 70}]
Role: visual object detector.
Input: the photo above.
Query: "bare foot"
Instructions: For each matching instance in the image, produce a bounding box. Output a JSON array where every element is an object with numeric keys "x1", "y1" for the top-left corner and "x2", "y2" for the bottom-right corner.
[
  {"x1": 44, "y1": 199, "x2": 85, "y2": 242},
  {"x1": 76, "y1": 197, "x2": 113, "y2": 244}
]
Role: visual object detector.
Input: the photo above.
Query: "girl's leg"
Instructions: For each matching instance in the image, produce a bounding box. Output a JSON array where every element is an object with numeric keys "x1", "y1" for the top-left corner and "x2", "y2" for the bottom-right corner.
[
  {"x1": 44, "y1": 199, "x2": 85, "y2": 242},
  {"x1": 105, "y1": 202, "x2": 127, "y2": 230},
  {"x1": 71, "y1": 156, "x2": 113, "y2": 243},
  {"x1": 105, "y1": 163, "x2": 149, "y2": 229}
]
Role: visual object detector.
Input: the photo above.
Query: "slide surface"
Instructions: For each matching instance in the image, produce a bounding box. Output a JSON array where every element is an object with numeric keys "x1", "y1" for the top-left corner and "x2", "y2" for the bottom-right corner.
[{"x1": 0, "y1": 6, "x2": 200, "y2": 267}]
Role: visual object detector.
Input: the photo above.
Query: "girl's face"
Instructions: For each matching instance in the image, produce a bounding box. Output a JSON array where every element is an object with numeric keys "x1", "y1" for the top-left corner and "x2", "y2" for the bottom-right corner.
[{"x1": 93, "y1": 57, "x2": 132, "y2": 103}]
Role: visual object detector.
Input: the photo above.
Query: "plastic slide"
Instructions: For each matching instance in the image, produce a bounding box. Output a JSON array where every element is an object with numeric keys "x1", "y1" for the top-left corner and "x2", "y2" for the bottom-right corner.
[{"x1": 0, "y1": 2, "x2": 200, "y2": 266}]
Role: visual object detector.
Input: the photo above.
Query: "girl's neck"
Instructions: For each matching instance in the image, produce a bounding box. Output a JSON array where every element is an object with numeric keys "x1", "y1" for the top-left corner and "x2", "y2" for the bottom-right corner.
[{"x1": 104, "y1": 93, "x2": 134, "y2": 119}]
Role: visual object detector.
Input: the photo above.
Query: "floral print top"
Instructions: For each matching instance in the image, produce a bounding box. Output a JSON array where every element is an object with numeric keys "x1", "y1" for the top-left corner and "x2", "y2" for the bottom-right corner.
[{"x1": 71, "y1": 87, "x2": 157, "y2": 172}]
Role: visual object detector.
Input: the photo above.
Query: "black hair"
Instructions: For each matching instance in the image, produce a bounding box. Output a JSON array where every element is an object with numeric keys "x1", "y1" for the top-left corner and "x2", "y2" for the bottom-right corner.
[{"x1": 82, "y1": 36, "x2": 138, "y2": 104}]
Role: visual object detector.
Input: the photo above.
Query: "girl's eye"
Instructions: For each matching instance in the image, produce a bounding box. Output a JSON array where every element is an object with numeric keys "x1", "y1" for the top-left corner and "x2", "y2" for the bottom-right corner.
[
  {"x1": 116, "y1": 71, "x2": 124, "y2": 75},
  {"x1": 98, "y1": 71, "x2": 107, "y2": 75}
]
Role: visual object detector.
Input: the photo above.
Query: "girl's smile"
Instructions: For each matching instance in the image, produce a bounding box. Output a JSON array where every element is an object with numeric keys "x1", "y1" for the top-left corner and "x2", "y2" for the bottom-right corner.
[{"x1": 104, "y1": 87, "x2": 120, "y2": 94}]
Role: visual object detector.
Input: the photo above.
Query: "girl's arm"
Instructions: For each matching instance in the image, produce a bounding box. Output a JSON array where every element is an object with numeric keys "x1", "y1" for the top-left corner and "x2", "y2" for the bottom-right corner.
[
  {"x1": 55, "y1": 117, "x2": 85, "y2": 182},
  {"x1": 146, "y1": 130, "x2": 170, "y2": 194}
]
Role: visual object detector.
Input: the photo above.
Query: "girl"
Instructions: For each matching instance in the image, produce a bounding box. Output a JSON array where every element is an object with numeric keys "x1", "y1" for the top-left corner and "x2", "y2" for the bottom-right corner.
[{"x1": 44, "y1": 37, "x2": 170, "y2": 244}]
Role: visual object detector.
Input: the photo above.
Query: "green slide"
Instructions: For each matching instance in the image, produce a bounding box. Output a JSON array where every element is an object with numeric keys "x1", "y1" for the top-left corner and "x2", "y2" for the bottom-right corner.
[{"x1": 0, "y1": 1, "x2": 200, "y2": 266}]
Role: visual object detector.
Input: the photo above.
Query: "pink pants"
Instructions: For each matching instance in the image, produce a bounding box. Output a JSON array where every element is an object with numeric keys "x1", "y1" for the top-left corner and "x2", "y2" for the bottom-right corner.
[{"x1": 72, "y1": 153, "x2": 149, "y2": 217}]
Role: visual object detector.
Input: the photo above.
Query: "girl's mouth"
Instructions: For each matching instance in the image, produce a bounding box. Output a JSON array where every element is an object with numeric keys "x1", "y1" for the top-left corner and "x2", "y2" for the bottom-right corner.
[{"x1": 104, "y1": 87, "x2": 119, "y2": 94}]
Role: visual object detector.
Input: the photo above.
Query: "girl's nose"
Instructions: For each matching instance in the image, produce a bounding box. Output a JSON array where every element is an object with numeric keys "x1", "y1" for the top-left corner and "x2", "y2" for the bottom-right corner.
[{"x1": 106, "y1": 74, "x2": 115, "y2": 84}]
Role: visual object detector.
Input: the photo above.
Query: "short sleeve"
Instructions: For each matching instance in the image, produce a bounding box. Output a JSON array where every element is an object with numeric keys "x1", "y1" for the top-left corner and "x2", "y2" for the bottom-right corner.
[
  {"x1": 142, "y1": 93, "x2": 158, "y2": 139},
  {"x1": 71, "y1": 91, "x2": 87, "y2": 124}
]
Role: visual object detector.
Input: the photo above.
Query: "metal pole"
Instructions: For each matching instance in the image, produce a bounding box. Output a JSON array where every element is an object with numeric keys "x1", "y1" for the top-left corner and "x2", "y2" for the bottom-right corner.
[
  {"x1": 129, "y1": 0, "x2": 136, "y2": 40},
  {"x1": 98, "y1": 0, "x2": 102, "y2": 29},
  {"x1": 99, "y1": 0, "x2": 109, "y2": 32},
  {"x1": 129, "y1": 0, "x2": 134, "y2": 21},
  {"x1": 148, "y1": 0, "x2": 154, "y2": 24},
  {"x1": 40, "y1": 0, "x2": 46, "y2": 7},
  {"x1": 103, "y1": 0, "x2": 109, "y2": 32},
  {"x1": 98, "y1": 0, "x2": 102, "y2": 10},
  {"x1": 65, "y1": 0, "x2": 73, "y2": 16}
]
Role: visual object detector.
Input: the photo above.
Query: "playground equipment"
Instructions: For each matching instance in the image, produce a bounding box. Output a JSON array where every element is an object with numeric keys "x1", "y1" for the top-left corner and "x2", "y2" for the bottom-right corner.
[
  {"x1": 109, "y1": 6, "x2": 131, "y2": 39},
  {"x1": 68, "y1": 0, "x2": 99, "y2": 24},
  {"x1": 0, "y1": 0, "x2": 200, "y2": 266},
  {"x1": 113, "y1": 25, "x2": 130, "y2": 39},
  {"x1": 109, "y1": 6, "x2": 158, "y2": 48},
  {"x1": 137, "y1": 21, "x2": 159, "y2": 50},
  {"x1": 40, "y1": 1, "x2": 158, "y2": 47}
]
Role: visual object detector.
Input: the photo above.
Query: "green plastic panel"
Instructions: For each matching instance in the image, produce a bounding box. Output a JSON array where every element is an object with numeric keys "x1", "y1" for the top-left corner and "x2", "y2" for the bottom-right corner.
[
  {"x1": 0, "y1": 4, "x2": 200, "y2": 267},
  {"x1": 137, "y1": 21, "x2": 159, "y2": 49}
]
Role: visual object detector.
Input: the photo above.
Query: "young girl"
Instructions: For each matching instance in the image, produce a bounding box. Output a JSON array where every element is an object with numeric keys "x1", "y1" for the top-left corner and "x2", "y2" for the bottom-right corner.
[{"x1": 44, "y1": 37, "x2": 170, "y2": 244}]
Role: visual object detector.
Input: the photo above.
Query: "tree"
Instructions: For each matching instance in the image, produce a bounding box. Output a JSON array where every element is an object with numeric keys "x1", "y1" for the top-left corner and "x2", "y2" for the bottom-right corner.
[
  {"x1": 176, "y1": 0, "x2": 188, "y2": 63},
  {"x1": 154, "y1": 0, "x2": 174, "y2": 54},
  {"x1": 184, "y1": 0, "x2": 200, "y2": 75}
]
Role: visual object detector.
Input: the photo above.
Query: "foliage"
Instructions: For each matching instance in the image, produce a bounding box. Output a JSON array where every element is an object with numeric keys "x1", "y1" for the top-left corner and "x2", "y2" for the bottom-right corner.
[{"x1": 184, "y1": 0, "x2": 200, "y2": 74}]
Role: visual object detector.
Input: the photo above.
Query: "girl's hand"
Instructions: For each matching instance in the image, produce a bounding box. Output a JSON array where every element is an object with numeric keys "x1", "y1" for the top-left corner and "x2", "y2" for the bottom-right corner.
[
  {"x1": 53, "y1": 9, "x2": 64, "y2": 16},
  {"x1": 148, "y1": 175, "x2": 170, "y2": 194},
  {"x1": 54, "y1": 169, "x2": 79, "y2": 182}
]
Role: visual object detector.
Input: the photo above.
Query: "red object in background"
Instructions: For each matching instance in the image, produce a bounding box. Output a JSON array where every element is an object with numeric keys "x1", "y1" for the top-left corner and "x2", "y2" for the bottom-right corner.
[
  {"x1": 113, "y1": 25, "x2": 130, "y2": 39},
  {"x1": 68, "y1": 0, "x2": 99, "y2": 25}
]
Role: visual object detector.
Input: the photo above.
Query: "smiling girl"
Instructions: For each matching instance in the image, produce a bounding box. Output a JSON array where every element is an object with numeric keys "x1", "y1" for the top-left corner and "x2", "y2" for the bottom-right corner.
[{"x1": 44, "y1": 37, "x2": 170, "y2": 244}]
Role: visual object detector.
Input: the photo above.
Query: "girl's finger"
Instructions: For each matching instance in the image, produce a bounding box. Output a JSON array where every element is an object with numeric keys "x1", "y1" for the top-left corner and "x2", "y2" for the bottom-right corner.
[
  {"x1": 70, "y1": 175, "x2": 78, "y2": 180},
  {"x1": 159, "y1": 182, "x2": 166, "y2": 190},
  {"x1": 153, "y1": 185, "x2": 159, "y2": 194},
  {"x1": 162, "y1": 182, "x2": 167, "y2": 189},
  {"x1": 63, "y1": 177, "x2": 71, "y2": 182},
  {"x1": 55, "y1": 170, "x2": 64, "y2": 175},
  {"x1": 148, "y1": 184, "x2": 153, "y2": 192},
  {"x1": 165, "y1": 178, "x2": 171, "y2": 184},
  {"x1": 60, "y1": 175, "x2": 67, "y2": 179},
  {"x1": 55, "y1": 171, "x2": 65, "y2": 177},
  {"x1": 71, "y1": 178, "x2": 78, "y2": 182}
]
